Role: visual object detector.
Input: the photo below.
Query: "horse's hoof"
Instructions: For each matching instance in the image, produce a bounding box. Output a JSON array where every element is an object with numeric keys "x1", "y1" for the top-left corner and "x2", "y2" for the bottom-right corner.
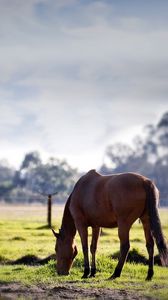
[
  {"x1": 89, "y1": 268, "x2": 96, "y2": 278},
  {"x1": 145, "y1": 276, "x2": 152, "y2": 281},
  {"x1": 146, "y1": 269, "x2": 153, "y2": 281},
  {"x1": 108, "y1": 273, "x2": 120, "y2": 280},
  {"x1": 108, "y1": 275, "x2": 116, "y2": 280},
  {"x1": 108, "y1": 268, "x2": 121, "y2": 280},
  {"x1": 81, "y1": 268, "x2": 90, "y2": 279},
  {"x1": 81, "y1": 274, "x2": 89, "y2": 279},
  {"x1": 89, "y1": 274, "x2": 95, "y2": 278}
]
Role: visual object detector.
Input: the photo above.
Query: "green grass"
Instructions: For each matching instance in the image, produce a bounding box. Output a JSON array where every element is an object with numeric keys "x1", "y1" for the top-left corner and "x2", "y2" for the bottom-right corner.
[{"x1": 0, "y1": 204, "x2": 168, "y2": 299}]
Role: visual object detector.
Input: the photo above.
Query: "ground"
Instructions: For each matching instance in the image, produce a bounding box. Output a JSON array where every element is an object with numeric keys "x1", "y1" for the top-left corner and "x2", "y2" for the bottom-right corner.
[{"x1": 0, "y1": 282, "x2": 156, "y2": 300}]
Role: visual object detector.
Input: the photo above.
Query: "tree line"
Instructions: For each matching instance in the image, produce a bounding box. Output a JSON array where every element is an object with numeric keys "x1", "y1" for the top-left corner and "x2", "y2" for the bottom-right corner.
[
  {"x1": 0, "y1": 154, "x2": 79, "y2": 203},
  {"x1": 0, "y1": 112, "x2": 168, "y2": 206}
]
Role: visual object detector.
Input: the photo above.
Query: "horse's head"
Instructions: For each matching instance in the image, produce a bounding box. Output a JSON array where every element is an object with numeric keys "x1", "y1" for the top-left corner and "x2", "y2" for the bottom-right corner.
[{"x1": 52, "y1": 228, "x2": 78, "y2": 275}]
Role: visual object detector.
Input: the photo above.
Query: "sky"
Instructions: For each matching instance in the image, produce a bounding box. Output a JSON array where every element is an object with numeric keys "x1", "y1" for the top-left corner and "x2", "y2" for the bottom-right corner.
[{"x1": 0, "y1": 0, "x2": 168, "y2": 171}]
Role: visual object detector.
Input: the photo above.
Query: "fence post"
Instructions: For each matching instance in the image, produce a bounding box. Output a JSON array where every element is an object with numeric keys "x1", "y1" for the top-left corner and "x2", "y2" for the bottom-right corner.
[{"x1": 38, "y1": 191, "x2": 58, "y2": 228}]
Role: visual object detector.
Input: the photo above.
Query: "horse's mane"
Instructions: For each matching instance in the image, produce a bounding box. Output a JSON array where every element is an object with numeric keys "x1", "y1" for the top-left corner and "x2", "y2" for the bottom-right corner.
[{"x1": 61, "y1": 193, "x2": 76, "y2": 237}]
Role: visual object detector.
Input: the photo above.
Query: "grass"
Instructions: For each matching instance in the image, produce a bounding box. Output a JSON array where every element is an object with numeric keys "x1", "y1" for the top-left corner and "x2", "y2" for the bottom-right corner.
[{"x1": 0, "y1": 204, "x2": 168, "y2": 299}]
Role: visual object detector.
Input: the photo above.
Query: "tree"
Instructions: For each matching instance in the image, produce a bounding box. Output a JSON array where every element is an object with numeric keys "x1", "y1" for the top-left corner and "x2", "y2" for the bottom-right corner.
[
  {"x1": 20, "y1": 151, "x2": 41, "y2": 170},
  {"x1": 0, "y1": 152, "x2": 79, "y2": 204},
  {"x1": 26, "y1": 158, "x2": 77, "y2": 198},
  {"x1": 101, "y1": 143, "x2": 135, "y2": 174},
  {"x1": 0, "y1": 160, "x2": 15, "y2": 199}
]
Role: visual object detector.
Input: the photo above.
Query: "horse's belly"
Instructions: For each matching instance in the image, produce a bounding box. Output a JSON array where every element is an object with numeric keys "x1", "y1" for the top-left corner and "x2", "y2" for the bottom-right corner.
[
  {"x1": 90, "y1": 220, "x2": 118, "y2": 228},
  {"x1": 87, "y1": 212, "x2": 117, "y2": 228}
]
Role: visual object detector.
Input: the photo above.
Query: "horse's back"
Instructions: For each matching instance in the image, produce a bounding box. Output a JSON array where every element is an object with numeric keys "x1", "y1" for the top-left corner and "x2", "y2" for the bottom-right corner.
[{"x1": 70, "y1": 170, "x2": 149, "y2": 228}]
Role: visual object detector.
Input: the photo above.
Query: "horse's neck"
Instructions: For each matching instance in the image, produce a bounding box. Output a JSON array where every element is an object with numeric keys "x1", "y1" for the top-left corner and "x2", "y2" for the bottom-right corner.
[{"x1": 61, "y1": 195, "x2": 76, "y2": 239}]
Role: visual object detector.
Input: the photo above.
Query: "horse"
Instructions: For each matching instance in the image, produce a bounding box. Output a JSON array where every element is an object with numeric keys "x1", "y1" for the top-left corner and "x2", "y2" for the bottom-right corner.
[{"x1": 52, "y1": 169, "x2": 168, "y2": 280}]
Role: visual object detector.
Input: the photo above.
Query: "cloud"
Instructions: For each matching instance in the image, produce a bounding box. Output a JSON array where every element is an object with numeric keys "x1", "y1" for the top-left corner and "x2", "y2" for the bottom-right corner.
[{"x1": 1, "y1": 0, "x2": 168, "y2": 86}]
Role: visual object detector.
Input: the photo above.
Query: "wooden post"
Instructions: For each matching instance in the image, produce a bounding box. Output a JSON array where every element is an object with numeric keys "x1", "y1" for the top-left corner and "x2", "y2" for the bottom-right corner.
[{"x1": 38, "y1": 191, "x2": 57, "y2": 228}]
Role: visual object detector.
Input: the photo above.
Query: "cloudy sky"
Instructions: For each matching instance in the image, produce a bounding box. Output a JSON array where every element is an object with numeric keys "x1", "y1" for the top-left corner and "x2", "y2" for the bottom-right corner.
[{"x1": 0, "y1": 0, "x2": 168, "y2": 171}]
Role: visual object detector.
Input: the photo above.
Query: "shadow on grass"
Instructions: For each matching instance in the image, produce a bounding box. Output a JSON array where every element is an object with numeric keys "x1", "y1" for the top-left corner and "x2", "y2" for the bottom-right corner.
[
  {"x1": 0, "y1": 248, "x2": 162, "y2": 266},
  {"x1": 111, "y1": 248, "x2": 162, "y2": 266},
  {"x1": 0, "y1": 254, "x2": 55, "y2": 266},
  {"x1": 10, "y1": 236, "x2": 26, "y2": 241},
  {"x1": 36, "y1": 225, "x2": 51, "y2": 230}
]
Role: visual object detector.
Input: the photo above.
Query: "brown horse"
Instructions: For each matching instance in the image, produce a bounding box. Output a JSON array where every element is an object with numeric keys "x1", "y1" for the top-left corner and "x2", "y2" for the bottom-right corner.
[{"x1": 52, "y1": 170, "x2": 168, "y2": 280}]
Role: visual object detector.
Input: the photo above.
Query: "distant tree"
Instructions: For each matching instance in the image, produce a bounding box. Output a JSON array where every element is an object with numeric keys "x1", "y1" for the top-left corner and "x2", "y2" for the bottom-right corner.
[
  {"x1": 12, "y1": 151, "x2": 42, "y2": 188},
  {"x1": 158, "y1": 112, "x2": 168, "y2": 128},
  {"x1": 0, "y1": 152, "x2": 79, "y2": 203},
  {"x1": 20, "y1": 151, "x2": 41, "y2": 170},
  {"x1": 101, "y1": 143, "x2": 135, "y2": 174},
  {"x1": 25, "y1": 157, "x2": 78, "y2": 202},
  {"x1": 0, "y1": 160, "x2": 15, "y2": 199}
]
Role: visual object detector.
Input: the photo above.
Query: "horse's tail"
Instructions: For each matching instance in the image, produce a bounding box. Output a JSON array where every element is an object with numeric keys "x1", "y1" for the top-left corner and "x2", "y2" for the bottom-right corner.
[{"x1": 145, "y1": 180, "x2": 168, "y2": 266}]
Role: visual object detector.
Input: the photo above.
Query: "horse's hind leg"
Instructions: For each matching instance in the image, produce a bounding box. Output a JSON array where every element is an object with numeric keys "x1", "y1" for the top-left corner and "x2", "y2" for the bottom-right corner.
[
  {"x1": 90, "y1": 227, "x2": 100, "y2": 277},
  {"x1": 141, "y1": 215, "x2": 154, "y2": 280},
  {"x1": 110, "y1": 220, "x2": 130, "y2": 279}
]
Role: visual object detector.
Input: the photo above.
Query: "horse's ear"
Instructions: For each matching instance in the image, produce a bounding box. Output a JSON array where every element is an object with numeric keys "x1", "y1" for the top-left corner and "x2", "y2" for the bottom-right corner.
[{"x1": 51, "y1": 228, "x2": 59, "y2": 238}]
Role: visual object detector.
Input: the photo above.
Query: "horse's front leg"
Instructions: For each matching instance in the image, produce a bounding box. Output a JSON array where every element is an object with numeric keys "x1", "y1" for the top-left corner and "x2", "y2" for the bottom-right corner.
[
  {"x1": 90, "y1": 227, "x2": 100, "y2": 277},
  {"x1": 77, "y1": 225, "x2": 90, "y2": 278}
]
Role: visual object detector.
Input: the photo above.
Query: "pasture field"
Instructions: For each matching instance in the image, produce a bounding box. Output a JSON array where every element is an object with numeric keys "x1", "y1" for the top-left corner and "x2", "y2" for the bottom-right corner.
[{"x1": 0, "y1": 204, "x2": 168, "y2": 299}]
